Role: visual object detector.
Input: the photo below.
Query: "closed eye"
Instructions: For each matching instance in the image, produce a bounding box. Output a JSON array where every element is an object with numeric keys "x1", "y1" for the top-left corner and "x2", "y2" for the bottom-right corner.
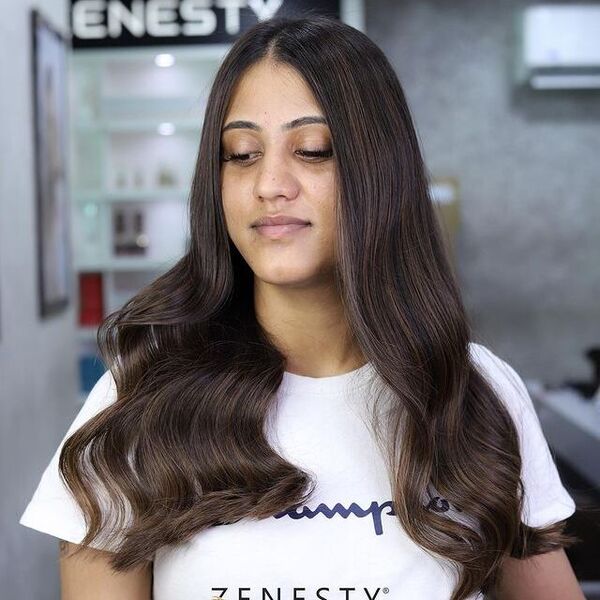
[
  {"x1": 221, "y1": 148, "x2": 333, "y2": 165},
  {"x1": 297, "y1": 149, "x2": 333, "y2": 159}
]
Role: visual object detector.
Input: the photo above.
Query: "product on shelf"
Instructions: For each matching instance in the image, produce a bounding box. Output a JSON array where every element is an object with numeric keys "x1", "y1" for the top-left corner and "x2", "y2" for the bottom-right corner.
[
  {"x1": 78, "y1": 272, "x2": 103, "y2": 325},
  {"x1": 157, "y1": 164, "x2": 177, "y2": 187},
  {"x1": 113, "y1": 207, "x2": 149, "y2": 256}
]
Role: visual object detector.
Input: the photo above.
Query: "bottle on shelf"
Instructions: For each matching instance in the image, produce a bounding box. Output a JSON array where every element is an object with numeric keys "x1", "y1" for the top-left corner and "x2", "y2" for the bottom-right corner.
[
  {"x1": 113, "y1": 208, "x2": 127, "y2": 255},
  {"x1": 133, "y1": 210, "x2": 149, "y2": 255},
  {"x1": 113, "y1": 206, "x2": 149, "y2": 256}
]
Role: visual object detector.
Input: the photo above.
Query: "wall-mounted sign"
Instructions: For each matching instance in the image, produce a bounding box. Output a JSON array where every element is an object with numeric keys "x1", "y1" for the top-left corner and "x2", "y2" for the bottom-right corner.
[{"x1": 70, "y1": 0, "x2": 341, "y2": 49}]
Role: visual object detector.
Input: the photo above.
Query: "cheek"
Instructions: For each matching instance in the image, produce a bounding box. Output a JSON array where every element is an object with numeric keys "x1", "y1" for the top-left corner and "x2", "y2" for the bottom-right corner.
[
  {"x1": 221, "y1": 185, "x2": 246, "y2": 233},
  {"x1": 314, "y1": 189, "x2": 336, "y2": 235}
]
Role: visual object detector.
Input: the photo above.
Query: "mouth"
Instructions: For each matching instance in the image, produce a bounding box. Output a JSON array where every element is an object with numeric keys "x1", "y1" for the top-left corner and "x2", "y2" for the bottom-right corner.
[{"x1": 252, "y1": 223, "x2": 312, "y2": 239}]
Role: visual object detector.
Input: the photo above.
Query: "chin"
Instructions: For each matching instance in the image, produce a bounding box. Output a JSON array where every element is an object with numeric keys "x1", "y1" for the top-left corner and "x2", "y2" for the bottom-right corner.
[{"x1": 254, "y1": 266, "x2": 318, "y2": 287}]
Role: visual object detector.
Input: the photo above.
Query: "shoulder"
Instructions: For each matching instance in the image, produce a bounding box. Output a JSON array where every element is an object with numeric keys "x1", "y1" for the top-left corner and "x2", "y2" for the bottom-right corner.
[
  {"x1": 468, "y1": 341, "x2": 521, "y2": 385},
  {"x1": 66, "y1": 369, "x2": 119, "y2": 438},
  {"x1": 18, "y1": 368, "x2": 122, "y2": 550},
  {"x1": 467, "y1": 341, "x2": 532, "y2": 421},
  {"x1": 467, "y1": 343, "x2": 577, "y2": 528},
  {"x1": 87, "y1": 368, "x2": 117, "y2": 407}
]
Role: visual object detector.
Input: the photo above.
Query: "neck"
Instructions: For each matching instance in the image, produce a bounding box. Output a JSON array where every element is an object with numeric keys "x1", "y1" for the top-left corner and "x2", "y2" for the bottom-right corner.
[{"x1": 254, "y1": 276, "x2": 366, "y2": 378}]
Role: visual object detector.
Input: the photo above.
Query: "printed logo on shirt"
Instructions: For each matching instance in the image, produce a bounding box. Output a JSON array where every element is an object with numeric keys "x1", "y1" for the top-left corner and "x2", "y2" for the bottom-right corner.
[
  {"x1": 272, "y1": 493, "x2": 461, "y2": 536},
  {"x1": 425, "y1": 490, "x2": 463, "y2": 514},
  {"x1": 273, "y1": 500, "x2": 395, "y2": 535},
  {"x1": 211, "y1": 585, "x2": 391, "y2": 599}
]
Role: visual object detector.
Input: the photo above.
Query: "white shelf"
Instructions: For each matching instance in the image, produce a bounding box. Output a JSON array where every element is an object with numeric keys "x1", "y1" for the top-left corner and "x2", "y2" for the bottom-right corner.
[
  {"x1": 75, "y1": 257, "x2": 181, "y2": 272},
  {"x1": 76, "y1": 118, "x2": 202, "y2": 133},
  {"x1": 74, "y1": 188, "x2": 189, "y2": 203},
  {"x1": 71, "y1": 44, "x2": 231, "y2": 63},
  {"x1": 99, "y1": 94, "x2": 203, "y2": 115}
]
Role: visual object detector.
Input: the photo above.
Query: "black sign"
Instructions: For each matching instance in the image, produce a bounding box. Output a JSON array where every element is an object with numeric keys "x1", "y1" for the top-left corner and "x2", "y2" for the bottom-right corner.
[{"x1": 70, "y1": 0, "x2": 341, "y2": 49}]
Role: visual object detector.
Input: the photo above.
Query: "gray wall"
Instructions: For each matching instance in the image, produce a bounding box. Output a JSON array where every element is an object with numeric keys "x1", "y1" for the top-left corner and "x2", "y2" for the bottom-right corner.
[
  {"x1": 0, "y1": 1, "x2": 75, "y2": 599},
  {"x1": 366, "y1": 0, "x2": 600, "y2": 384}
]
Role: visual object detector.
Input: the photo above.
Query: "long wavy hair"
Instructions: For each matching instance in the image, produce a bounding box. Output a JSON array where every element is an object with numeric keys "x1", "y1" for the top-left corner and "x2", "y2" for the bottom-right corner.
[{"x1": 59, "y1": 14, "x2": 579, "y2": 599}]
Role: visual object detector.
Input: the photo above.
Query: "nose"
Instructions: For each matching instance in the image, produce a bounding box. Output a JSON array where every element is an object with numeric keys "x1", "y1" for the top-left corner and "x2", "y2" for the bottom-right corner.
[{"x1": 253, "y1": 150, "x2": 300, "y2": 202}]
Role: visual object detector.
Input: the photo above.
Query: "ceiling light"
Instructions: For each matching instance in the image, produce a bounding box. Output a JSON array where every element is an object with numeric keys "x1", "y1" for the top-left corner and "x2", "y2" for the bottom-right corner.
[
  {"x1": 155, "y1": 53, "x2": 175, "y2": 68},
  {"x1": 158, "y1": 122, "x2": 176, "y2": 136}
]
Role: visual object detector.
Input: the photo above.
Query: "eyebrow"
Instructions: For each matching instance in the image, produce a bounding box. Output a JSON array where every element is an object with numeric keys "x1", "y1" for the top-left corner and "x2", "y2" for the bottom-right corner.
[{"x1": 221, "y1": 115, "x2": 328, "y2": 133}]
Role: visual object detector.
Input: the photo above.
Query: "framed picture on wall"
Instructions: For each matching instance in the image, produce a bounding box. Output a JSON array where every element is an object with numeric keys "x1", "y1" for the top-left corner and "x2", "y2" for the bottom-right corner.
[{"x1": 31, "y1": 9, "x2": 72, "y2": 318}]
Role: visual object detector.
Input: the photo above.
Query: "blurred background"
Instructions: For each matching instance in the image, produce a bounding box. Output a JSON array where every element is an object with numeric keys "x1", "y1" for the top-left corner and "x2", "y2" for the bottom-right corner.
[{"x1": 1, "y1": 0, "x2": 599, "y2": 597}]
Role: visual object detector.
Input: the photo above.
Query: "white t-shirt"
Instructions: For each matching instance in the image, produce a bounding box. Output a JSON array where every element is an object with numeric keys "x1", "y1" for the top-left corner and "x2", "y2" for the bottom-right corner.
[{"x1": 19, "y1": 342, "x2": 575, "y2": 600}]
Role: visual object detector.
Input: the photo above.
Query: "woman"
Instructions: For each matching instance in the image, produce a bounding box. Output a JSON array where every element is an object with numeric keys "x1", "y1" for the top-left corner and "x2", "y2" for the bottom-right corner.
[{"x1": 20, "y1": 15, "x2": 584, "y2": 600}]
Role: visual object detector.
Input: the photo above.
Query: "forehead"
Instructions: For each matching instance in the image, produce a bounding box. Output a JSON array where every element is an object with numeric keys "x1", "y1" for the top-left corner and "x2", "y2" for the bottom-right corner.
[{"x1": 223, "y1": 60, "x2": 323, "y2": 126}]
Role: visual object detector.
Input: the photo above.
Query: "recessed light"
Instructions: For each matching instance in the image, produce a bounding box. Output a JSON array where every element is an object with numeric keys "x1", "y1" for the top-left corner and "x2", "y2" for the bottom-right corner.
[
  {"x1": 155, "y1": 53, "x2": 175, "y2": 68},
  {"x1": 158, "y1": 122, "x2": 176, "y2": 136}
]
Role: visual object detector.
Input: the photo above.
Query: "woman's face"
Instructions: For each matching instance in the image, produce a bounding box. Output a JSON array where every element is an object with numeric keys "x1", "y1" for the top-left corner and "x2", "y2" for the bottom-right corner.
[{"x1": 220, "y1": 60, "x2": 336, "y2": 288}]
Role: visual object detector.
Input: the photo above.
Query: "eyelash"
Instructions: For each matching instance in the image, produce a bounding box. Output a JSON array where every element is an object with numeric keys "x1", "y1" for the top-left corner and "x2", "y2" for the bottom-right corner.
[{"x1": 222, "y1": 148, "x2": 333, "y2": 165}]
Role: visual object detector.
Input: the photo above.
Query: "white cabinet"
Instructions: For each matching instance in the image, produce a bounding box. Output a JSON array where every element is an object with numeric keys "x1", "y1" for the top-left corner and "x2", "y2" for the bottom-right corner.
[{"x1": 70, "y1": 45, "x2": 229, "y2": 393}]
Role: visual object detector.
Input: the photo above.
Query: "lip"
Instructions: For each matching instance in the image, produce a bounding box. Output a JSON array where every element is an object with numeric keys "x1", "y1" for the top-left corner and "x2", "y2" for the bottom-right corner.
[
  {"x1": 253, "y1": 223, "x2": 311, "y2": 239},
  {"x1": 251, "y1": 214, "x2": 311, "y2": 227}
]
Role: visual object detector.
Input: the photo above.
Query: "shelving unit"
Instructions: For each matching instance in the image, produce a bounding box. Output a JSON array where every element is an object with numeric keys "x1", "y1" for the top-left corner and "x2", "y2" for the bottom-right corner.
[
  {"x1": 69, "y1": 44, "x2": 230, "y2": 395},
  {"x1": 66, "y1": 2, "x2": 367, "y2": 398}
]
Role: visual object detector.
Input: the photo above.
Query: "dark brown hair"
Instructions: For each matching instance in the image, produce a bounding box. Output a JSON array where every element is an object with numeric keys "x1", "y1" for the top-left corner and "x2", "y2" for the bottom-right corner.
[{"x1": 59, "y1": 14, "x2": 580, "y2": 599}]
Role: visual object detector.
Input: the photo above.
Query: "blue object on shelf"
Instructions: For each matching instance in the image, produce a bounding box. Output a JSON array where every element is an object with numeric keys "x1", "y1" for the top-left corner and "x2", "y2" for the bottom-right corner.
[{"x1": 79, "y1": 355, "x2": 106, "y2": 394}]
